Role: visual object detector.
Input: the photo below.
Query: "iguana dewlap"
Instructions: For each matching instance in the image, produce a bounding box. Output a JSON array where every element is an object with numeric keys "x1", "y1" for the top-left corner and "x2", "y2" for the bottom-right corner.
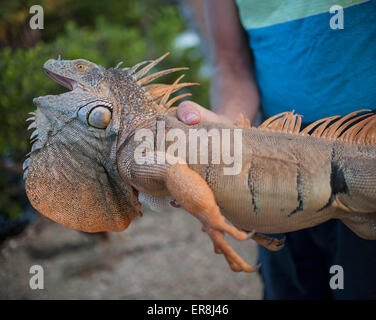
[{"x1": 24, "y1": 53, "x2": 376, "y2": 273}]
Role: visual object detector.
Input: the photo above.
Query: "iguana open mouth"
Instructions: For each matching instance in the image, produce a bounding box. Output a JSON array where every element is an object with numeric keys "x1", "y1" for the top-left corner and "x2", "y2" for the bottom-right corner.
[{"x1": 44, "y1": 68, "x2": 78, "y2": 91}]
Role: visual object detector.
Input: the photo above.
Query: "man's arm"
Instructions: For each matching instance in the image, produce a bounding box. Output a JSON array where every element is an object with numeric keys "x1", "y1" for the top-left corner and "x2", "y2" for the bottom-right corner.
[{"x1": 177, "y1": 0, "x2": 260, "y2": 124}]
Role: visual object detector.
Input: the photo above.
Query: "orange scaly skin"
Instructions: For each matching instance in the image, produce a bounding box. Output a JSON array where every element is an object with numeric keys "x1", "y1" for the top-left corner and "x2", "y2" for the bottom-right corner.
[{"x1": 24, "y1": 53, "x2": 376, "y2": 273}]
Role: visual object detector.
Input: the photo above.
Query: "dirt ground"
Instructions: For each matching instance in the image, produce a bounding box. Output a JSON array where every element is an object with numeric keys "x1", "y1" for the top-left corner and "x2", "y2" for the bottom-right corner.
[{"x1": 0, "y1": 207, "x2": 262, "y2": 299}]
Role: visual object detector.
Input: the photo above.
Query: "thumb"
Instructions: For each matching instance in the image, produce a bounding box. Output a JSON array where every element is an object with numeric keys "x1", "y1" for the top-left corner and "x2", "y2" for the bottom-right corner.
[
  {"x1": 177, "y1": 101, "x2": 232, "y2": 126},
  {"x1": 176, "y1": 100, "x2": 201, "y2": 125}
]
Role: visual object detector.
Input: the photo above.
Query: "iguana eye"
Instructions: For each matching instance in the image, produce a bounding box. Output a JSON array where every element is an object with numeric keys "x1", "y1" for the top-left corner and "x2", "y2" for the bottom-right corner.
[
  {"x1": 74, "y1": 63, "x2": 89, "y2": 72},
  {"x1": 87, "y1": 106, "x2": 112, "y2": 129}
]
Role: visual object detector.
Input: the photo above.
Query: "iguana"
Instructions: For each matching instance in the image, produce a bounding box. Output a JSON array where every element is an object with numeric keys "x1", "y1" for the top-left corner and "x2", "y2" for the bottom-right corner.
[{"x1": 24, "y1": 53, "x2": 376, "y2": 273}]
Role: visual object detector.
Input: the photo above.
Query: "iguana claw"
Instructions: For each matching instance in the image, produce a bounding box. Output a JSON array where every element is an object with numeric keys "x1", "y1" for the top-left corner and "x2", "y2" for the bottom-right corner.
[
  {"x1": 201, "y1": 218, "x2": 259, "y2": 273},
  {"x1": 250, "y1": 233, "x2": 286, "y2": 251}
]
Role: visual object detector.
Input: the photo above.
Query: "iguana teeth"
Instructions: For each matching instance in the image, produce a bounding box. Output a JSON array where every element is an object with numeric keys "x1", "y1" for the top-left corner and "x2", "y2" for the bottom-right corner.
[
  {"x1": 23, "y1": 170, "x2": 29, "y2": 180},
  {"x1": 26, "y1": 117, "x2": 35, "y2": 122},
  {"x1": 23, "y1": 159, "x2": 30, "y2": 170},
  {"x1": 28, "y1": 122, "x2": 36, "y2": 130},
  {"x1": 30, "y1": 130, "x2": 38, "y2": 140}
]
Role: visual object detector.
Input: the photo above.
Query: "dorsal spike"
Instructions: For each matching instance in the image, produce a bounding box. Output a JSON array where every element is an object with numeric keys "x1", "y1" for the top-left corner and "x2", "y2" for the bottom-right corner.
[
  {"x1": 137, "y1": 67, "x2": 189, "y2": 86},
  {"x1": 145, "y1": 82, "x2": 198, "y2": 102},
  {"x1": 257, "y1": 109, "x2": 376, "y2": 146},
  {"x1": 272, "y1": 113, "x2": 288, "y2": 131},
  {"x1": 341, "y1": 119, "x2": 368, "y2": 143},
  {"x1": 127, "y1": 60, "x2": 152, "y2": 75},
  {"x1": 328, "y1": 113, "x2": 372, "y2": 139},
  {"x1": 27, "y1": 122, "x2": 37, "y2": 130},
  {"x1": 311, "y1": 116, "x2": 340, "y2": 137},
  {"x1": 134, "y1": 52, "x2": 170, "y2": 80},
  {"x1": 144, "y1": 84, "x2": 171, "y2": 100},
  {"x1": 165, "y1": 93, "x2": 192, "y2": 108},
  {"x1": 159, "y1": 74, "x2": 184, "y2": 107},
  {"x1": 30, "y1": 130, "x2": 38, "y2": 140},
  {"x1": 282, "y1": 113, "x2": 292, "y2": 132},
  {"x1": 321, "y1": 109, "x2": 370, "y2": 138},
  {"x1": 285, "y1": 113, "x2": 298, "y2": 133},
  {"x1": 115, "y1": 61, "x2": 123, "y2": 69},
  {"x1": 340, "y1": 114, "x2": 376, "y2": 144},
  {"x1": 293, "y1": 114, "x2": 302, "y2": 133},
  {"x1": 233, "y1": 113, "x2": 252, "y2": 129},
  {"x1": 235, "y1": 113, "x2": 245, "y2": 128},
  {"x1": 300, "y1": 117, "x2": 330, "y2": 135},
  {"x1": 259, "y1": 111, "x2": 302, "y2": 133},
  {"x1": 259, "y1": 112, "x2": 289, "y2": 129},
  {"x1": 357, "y1": 118, "x2": 376, "y2": 145},
  {"x1": 287, "y1": 112, "x2": 301, "y2": 133}
]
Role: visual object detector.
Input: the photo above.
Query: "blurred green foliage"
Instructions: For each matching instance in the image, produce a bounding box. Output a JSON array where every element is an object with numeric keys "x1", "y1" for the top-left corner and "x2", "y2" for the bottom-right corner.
[{"x1": 0, "y1": 0, "x2": 209, "y2": 223}]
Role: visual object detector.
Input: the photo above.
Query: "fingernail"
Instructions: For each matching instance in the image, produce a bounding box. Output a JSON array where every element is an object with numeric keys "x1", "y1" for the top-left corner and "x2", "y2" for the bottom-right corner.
[{"x1": 184, "y1": 113, "x2": 199, "y2": 123}]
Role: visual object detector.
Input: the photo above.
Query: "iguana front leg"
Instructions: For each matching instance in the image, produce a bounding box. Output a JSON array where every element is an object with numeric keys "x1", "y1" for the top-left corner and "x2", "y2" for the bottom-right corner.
[{"x1": 119, "y1": 152, "x2": 257, "y2": 272}]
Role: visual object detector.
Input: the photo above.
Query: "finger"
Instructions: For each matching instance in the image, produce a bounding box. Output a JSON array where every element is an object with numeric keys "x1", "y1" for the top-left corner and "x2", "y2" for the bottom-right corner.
[
  {"x1": 177, "y1": 100, "x2": 232, "y2": 125},
  {"x1": 176, "y1": 101, "x2": 201, "y2": 124}
]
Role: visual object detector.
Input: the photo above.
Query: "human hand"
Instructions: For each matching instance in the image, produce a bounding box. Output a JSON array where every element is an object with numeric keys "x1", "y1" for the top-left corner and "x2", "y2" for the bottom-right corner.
[{"x1": 176, "y1": 101, "x2": 233, "y2": 126}]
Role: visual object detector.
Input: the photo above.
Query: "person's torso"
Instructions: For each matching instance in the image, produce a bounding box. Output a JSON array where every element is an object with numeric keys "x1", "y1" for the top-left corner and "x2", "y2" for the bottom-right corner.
[{"x1": 236, "y1": 0, "x2": 376, "y2": 122}]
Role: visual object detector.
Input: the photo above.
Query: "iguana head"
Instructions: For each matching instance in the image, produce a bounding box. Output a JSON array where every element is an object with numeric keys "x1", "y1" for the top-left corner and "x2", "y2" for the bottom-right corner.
[{"x1": 24, "y1": 53, "x2": 196, "y2": 232}]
